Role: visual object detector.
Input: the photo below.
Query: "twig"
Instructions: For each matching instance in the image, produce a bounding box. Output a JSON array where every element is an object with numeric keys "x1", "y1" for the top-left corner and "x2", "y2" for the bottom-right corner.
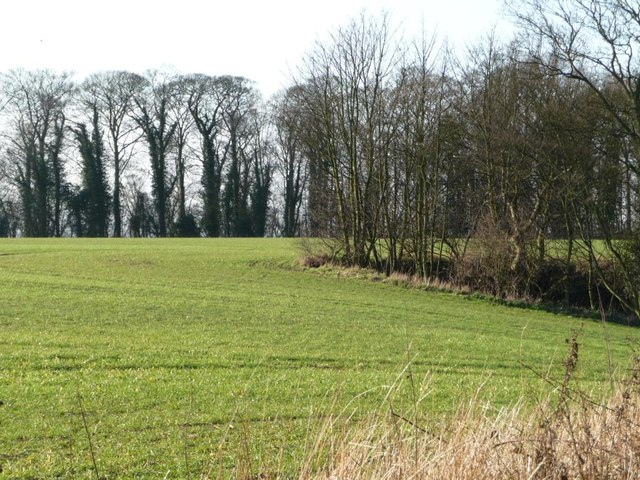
[{"x1": 77, "y1": 392, "x2": 100, "y2": 480}]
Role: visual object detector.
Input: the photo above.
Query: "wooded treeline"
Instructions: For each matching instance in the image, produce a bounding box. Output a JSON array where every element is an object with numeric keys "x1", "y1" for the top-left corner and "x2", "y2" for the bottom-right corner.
[
  {"x1": 0, "y1": 71, "x2": 274, "y2": 239},
  {"x1": 286, "y1": 0, "x2": 640, "y2": 317},
  {"x1": 0, "y1": 0, "x2": 639, "y2": 316}
]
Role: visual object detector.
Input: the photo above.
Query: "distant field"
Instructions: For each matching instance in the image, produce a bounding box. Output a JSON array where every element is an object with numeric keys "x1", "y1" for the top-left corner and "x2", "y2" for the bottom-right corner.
[{"x1": 0, "y1": 239, "x2": 636, "y2": 478}]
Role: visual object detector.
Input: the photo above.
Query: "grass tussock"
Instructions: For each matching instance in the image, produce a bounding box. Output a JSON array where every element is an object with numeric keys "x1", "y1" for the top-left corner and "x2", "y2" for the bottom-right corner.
[{"x1": 300, "y1": 342, "x2": 640, "y2": 480}]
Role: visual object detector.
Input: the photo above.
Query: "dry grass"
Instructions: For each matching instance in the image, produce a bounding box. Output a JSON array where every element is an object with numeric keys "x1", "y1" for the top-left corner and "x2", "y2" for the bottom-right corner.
[
  {"x1": 299, "y1": 341, "x2": 640, "y2": 480},
  {"x1": 303, "y1": 395, "x2": 639, "y2": 479}
]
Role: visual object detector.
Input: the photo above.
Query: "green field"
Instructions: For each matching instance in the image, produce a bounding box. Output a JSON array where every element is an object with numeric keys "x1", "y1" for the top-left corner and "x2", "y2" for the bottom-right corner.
[{"x1": 0, "y1": 239, "x2": 636, "y2": 478}]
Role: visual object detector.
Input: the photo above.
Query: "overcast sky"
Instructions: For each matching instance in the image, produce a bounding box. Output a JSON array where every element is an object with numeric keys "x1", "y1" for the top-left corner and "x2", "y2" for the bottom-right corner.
[{"x1": 1, "y1": 0, "x2": 510, "y2": 96}]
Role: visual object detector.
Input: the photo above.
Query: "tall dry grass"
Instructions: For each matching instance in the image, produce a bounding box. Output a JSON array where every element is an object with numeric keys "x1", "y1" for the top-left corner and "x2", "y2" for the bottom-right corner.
[{"x1": 300, "y1": 339, "x2": 640, "y2": 480}]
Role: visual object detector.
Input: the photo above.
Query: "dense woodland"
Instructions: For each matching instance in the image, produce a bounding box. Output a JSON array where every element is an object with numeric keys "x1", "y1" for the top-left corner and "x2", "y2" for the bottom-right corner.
[{"x1": 1, "y1": 0, "x2": 640, "y2": 316}]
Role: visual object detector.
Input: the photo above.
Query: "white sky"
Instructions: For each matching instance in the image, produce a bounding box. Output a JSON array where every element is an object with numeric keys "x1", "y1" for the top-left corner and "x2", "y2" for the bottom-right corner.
[{"x1": 0, "y1": 0, "x2": 510, "y2": 96}]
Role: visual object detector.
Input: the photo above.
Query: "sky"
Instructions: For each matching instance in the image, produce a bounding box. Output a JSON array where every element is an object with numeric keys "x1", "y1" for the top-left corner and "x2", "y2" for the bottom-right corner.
[{"x1": 0, "y1": 0, "x2": 511, "y2": 96}]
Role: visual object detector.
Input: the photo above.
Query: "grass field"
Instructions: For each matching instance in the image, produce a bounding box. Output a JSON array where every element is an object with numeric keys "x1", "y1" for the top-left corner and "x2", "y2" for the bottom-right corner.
[{"x1": 0, "y1": 238, "x2": 637, "y2": 478}]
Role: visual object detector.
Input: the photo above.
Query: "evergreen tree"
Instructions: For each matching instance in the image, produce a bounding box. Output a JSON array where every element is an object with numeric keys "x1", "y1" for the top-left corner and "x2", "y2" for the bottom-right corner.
[
  {"x1": 250, "y1": 156, "x2": 272, "y2": 237},
  {"x1": 71, "y1": 107, "x2": 111, "y2": 236}
]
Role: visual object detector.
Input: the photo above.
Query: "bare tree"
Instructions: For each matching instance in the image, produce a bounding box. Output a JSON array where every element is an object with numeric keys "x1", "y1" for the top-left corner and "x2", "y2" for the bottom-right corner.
[
  {"x1": 168, "y1": 76, "x2": 196, "y2": 231},
  {"x1": 509, "y1": 0, "x2": 640, "y2": 315},
  {"x1": 219, "y1": 76, "x2": 261, "y2": 237},
  {"x1": 3, "y1": 70, "x2": 73, "y2": 237},
  {"x1": 393, "y1": 33, "x2": 447, "y2": 277},
  {"x1": 81, "y1": 71, "x2": 143, "y2": 237},
  {"x1": 185, "y1": 74, "x2": 226, "y2": 237},
  {"x1": 248, "y1": 109, "x2": 274, "y2": 237},
  {"x1": 509, "y1": 0, "x2": 640, "y2": 142},
  {"x1": 296, "y1": 13, "x2": 403, "y2": 265},
  {"x1": 131, "y1": 71, "x2": 178, "y2": 237},
  {"x1": 271, "y1": 86, "x2": 309, "y2": 237}
]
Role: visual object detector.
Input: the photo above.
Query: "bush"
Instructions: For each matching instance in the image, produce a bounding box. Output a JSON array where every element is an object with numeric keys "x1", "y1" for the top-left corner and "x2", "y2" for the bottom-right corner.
[{"x1": 172, "y1": 213, "x2": 201, "y2": 237}]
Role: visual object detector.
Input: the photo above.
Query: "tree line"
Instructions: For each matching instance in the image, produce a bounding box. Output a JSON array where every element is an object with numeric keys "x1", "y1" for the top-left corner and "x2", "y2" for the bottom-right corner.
[
  {"x1": 282, "y1": 1, "x2": 640, "y2": 317},
  {"x1": 0, "y1": 71, "x2": 275, "y2": 239},
  {"x1": 1, "y1": 0, "x2": 639, "y2": 316}
]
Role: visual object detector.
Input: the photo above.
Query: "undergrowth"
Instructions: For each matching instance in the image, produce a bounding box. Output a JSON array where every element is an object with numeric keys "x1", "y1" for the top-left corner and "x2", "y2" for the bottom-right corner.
[
  {"x1": 298, "y1": 234, "x2": 640, "y2": 324},
  {"x1": 299, "y1": 253, "x2": 637, "y2": 326}
]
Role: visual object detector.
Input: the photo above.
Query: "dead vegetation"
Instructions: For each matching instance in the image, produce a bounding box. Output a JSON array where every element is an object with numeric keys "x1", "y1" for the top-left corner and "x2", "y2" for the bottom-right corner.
[{"x1": 300, "y1": 338, "x2": 640, "y2": 480}]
